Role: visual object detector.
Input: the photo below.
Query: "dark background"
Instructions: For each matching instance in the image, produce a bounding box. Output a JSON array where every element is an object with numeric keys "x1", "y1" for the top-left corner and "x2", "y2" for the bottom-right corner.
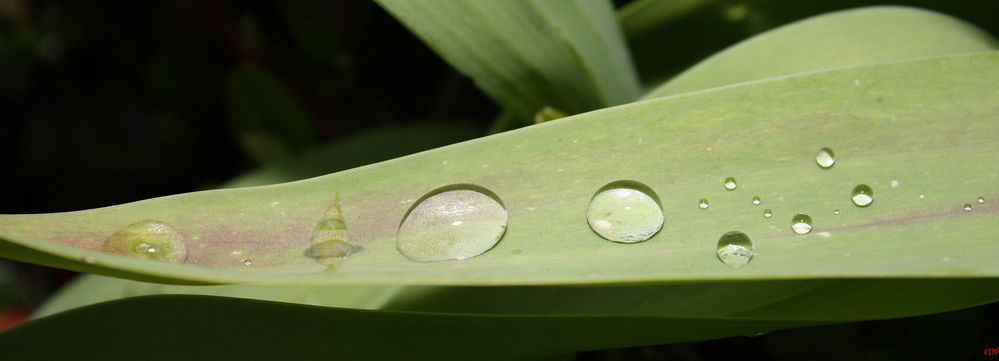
[{"x1": 1, "y1": 1, "x2": 997, "y2": 359}]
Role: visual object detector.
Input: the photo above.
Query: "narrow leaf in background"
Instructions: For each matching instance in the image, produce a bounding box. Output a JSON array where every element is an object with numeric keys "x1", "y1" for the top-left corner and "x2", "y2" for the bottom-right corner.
[{"x1": 376, "y1": 0, "x2": 641, "y2": 126}]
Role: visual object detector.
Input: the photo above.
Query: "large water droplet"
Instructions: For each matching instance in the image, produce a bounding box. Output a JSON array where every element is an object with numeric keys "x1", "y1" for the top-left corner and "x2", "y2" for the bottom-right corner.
[
  {"x1": 396, "y1": 185, "x2": 508, "y2": 262},
  {"x1": 816, "y1": 147, "x2": 835, "y2": 169},
  {"x1": 310, "y1": 194, "x2": 361, "y2": 265},
  {"x1": 724, "y1": 177, "x2": 737, "y2": 191},
  {"x1": 698, "y1": 198, "x2": 709, "y2": 210},
  {"x1": 851, "y1": 184, "x2": 874, "y2": 207},
  {"x1": 751, "y1": 196, "x2": 761, "y2": 205},
  {"x1": 791, "y1": 214, "x2": 813, "y2": 235},
  {"x1": 102, "y1": 220, "x2": 187, "y2": 263},
  {"x1": 716, "y1": 231, "x2": 754, "y2": 268},
  {"x1": 763, "y1": 209, "x2": 773, "y2": 218},
  {"x1": 587, "y1": 181, "x2": 664, "y2": 243}
]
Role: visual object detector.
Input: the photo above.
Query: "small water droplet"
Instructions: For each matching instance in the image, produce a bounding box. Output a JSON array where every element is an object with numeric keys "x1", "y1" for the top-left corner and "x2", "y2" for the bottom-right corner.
[
  {"x1": 763, "y1": 209, "x2": 772, "y2": 218},
  {"x1": 816, "y1": 147, "x2": 835, "y2": 169},
  {"x1": 533, "y1": 106, "x2": 567, "y2": 124},
  {"x1": 791, "y1": 214, "x2": 813, "y2": 235},
  {"x1": 397, "y1": 185, "x2": 508, "y2": 262},
  {"x1": 890, "y1": 180, "x2": 899, "y2": 188},
  {"x1": 586, "y1": 181, "x2": 664, "y2": 243},
  {"x1": 310, "y1": 194, "x2": 361, "y2": 265},
  {"x1": 716, "y1": 231, "x2": 754, "y2": 268},
  {"x1": 698, "y1": 198, "x2": 710, "y2": 210},
  {"x1": 102, "y1": 220, "x2": 187, "y2": 263},
  {"x1": 83, "y1": 256, "x2": 96, "y2": 264},
  {"x1": 243, "y1": 259, "x2": 253, "y2": 266},
  {"x1": 963, "y1": 204, "x2": 973, "y2": 212},
  {"x1": 978, "y1": 196, "x2": 985, "y2": 204},
  {"x1": 723, "y1": 177, "x2": 737, "y2": 191},
  {"x1": 751, "y1": 196, "x2": 761, "y2": 205},
  {"x1": 851, "y1": 184, "x2": 874, "y2": 207},
  {"x1": 833, "y1": 209, "x2": 840, "y2": 215}
]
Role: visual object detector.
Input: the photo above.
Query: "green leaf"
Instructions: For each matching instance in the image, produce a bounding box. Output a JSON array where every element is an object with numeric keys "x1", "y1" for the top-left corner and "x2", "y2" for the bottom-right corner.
[
  {"x1": 376, "y1": 0, "x2": 641, "y2": 123},
  {"x1": 1, "y1": 52, "x2": 998, "y2": 285},
  {"x1": 643, "y1": 6, "x2": 998, "y2": 98},
  {"x1": 4, "y1": 294, "x2": 821, "y2": 361},
  {"x1": 16, "y1": 275, "x2": 999, "y2": 360}
]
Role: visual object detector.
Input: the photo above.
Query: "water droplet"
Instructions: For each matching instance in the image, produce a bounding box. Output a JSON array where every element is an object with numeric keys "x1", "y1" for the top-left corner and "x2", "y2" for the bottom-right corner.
[
  {"x1": 310, "y1": 194, "x2": 362, "y2": 265},
  {"x1": 851, "y1": 184, "x2": 874, "y2": 207},
  {"x1": 723, "y1": 177, "x2": 737, "y2": 191},
  {"x1": 243, "y1": 259, "x2": 253, "y2": 266},
  {"x1": 586, "y1": 181, "x2": 664, "y2": 243},
  {"x1": 102, "y1": 220, "x2": 187, "y2": 263},
  {"x1": 763, "y1": 209, "x2": 772, "y2": 218},
  {"x1": 815, "y1": 147, "x2": 835, "y2": 169},
  {"x1": 397, "y1": 185, "x2": 508, "y2": 262},
  {"x1": 716, "y1": 231, "x2": 754, "y2": 268},
  {"x1": 890, "y1": 180, "x2": 899, "y2": 188},
  {"x1": 751, "y1": 196, "x2": 761, "y2": 205},
  {"x1": 698, "y1": 198, "x2": 710, "y2": 210},
  {"x1": 963, "y1": 203, "x2": 973, "y2": 212},
  {"x1": 978, "y1": 196, "x2": 985, "y2": 204},
  {"x1": 833, "y1": 209, "x2": 840, "y2": 215},
  {"x1": 791, "y1": 214, "x2": 813, "y2": 235}
]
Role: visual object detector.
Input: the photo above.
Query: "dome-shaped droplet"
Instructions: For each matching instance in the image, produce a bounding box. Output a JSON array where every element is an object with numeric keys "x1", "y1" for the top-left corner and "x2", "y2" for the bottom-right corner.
[
  {"x1": 586, "y1": 181, "x2": 664, "y2": 243},
  {"x1": 102, "y1": 220, "x2": 187, "y2": 263},
  {"x1": 396, "y1": 185, "x2": 508, "y2": 262},
  {"x1": 833, "y1": 209, "x2": 840, "y2": 215},
  {"x1": 791, "y1": 214, "x2": 813, "y2": 235},
  {"x1": 851, "y1": 184, "x2": 874, "y2": 207},
  {"x1": 716, "y1": 231, "x2": 754, "y2": 268},
  {"x1": 698, "y1": 198, "x2": 709, "y2": 210},
  {"x1": 763, "y1": 209, "x2": 773, "y2": 218},
  {"x1": 751, "y1": 196, "x2": 761, "y2": 205},
  {"x1": 978, "y1": 196, "x2": 985, "y2": 204},
  {"x1": 963, "y1": 203, "x2": 973, "y2": 212},
  {"x1": 816, "y1": 147, "x2": 835, "y2": 169},
  {"x1": 310, "y1": 194, "x2": 362, "y2": 265},
  {"x1": 724, "y1": 177, "x2": 737, "y2": 191}
]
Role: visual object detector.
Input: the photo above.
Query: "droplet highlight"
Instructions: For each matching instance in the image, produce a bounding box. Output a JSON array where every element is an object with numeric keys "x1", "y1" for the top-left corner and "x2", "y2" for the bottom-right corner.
[
  {"x1": 724, "y1": 177, "x2": 737, "y2": 191},
  {"x1": 751, "y1": 196, "x2": 761, "y2": 205},
  {"x1": 963, "y1": 203, "x2": 973, "y2": 212},
  {"x1": 397, "y1": 185, "x2": 508, "y2": 262},
  {"x1": 833, "y1": 209, "x2": 840, "y2": 215},
  {"x1": 698, "y1": 198, "x2": 709, "y2": 210},
  {"x1": 851, "y1": 184, "x2": 874, "y2": 207},
  {"x1": 102, "y1": 220, "x2": 187, "y2": 263},
  {"x1": 716, "y1": 231, "x2": 754, "y2": 268},
  {"x1": 763, "y1": 209, "x2": 773, "y2": 218},
  {"x1": 816, "y1": 147, "x2": 835, "y2": 169},
  {"x1": 978, "y1": 196, "x2": 985, "y2": 204},
  {"x1": 791, "y1": 214, "x2": 813, "y2": 235},
  {"x1": 586, "y1": 181, "x2": 664, "y2": 243}
]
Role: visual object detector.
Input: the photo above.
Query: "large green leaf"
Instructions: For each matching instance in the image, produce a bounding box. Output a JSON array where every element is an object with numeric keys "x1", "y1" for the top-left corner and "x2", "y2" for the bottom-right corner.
[
  {"x1": 3, "y1": 294, "x2": 819, "y2": 361},
  {"x1": 1, "y1": 52, "x2": 997, "y2": 285},
  {"x1": 376, "y1": 0, "x2": 641, "y2": 123},
  {"x1": 643, "y1": 6, "x2": 997, "y2": 98}
]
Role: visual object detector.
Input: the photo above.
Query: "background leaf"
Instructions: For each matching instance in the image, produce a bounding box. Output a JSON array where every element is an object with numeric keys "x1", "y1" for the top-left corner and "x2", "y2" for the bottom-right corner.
[
  {"x1": 376, "y1": 0, "x2": 641, "y2": 126},
  {"x1": 643, "y1": 6, "x2": 997, "y2": 98}
]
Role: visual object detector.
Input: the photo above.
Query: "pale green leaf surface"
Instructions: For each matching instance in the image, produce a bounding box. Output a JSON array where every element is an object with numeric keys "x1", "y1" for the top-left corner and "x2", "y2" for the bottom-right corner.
[
  {"x1": 376, "y1": 0, "x2": 641, "y2": 122},
  {"x1": 1, "y1": 52, "x2": 998, "y2": 285},
  {"x1": 644, "y1": 6, "x2": 998, "y2": 98}
]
